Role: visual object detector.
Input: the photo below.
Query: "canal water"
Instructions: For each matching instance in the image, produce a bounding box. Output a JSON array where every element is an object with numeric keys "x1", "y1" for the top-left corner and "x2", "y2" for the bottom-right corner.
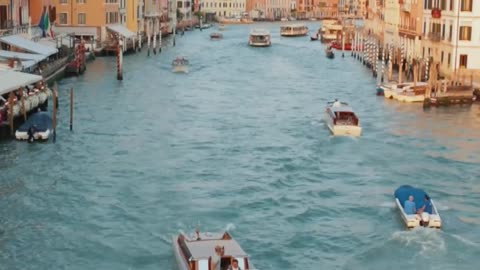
[{"x1": 1, "y1": 22, "x2": 480, "y2": 270}]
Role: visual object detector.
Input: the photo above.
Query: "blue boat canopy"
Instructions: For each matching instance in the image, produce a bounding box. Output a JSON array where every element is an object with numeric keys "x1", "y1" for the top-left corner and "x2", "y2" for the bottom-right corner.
[
  {"x1": 17, "y1": 112, "x2": 52, "y2": 132},
  {"x1": 394, "y1": 185, "x2": 430, "y2": 209}
]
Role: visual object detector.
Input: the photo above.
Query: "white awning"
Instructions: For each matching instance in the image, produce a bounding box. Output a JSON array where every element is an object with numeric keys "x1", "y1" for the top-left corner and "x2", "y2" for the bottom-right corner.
[
  {"x1": 54, "y1": 26, "x2": 97, "y2": 36},
  {"x1": 0, "y1": 35, "x2": 58, "y2": 56},
  {"x1": 106, "y1": 24, "x2": 136, "y2": 39},
  {"x1": 0, "y1": 50, "x2": 46, "y2": 62},
  {"x1": 0, "y1": 70, "x2": 43, "y2": 96}
]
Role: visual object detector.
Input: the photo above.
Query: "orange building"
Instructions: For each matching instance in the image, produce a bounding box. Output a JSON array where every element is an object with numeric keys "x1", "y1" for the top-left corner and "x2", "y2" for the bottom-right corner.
[{"x1": 318, "y1": 0, "x2": 338, "y2": 19}]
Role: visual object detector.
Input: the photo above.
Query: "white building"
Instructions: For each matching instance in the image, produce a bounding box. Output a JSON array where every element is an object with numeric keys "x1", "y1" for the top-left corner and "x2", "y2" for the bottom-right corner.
[
  {"x1": 384, "y1": 0, "x2": 400, "y2": 47},
  {"x1": 422, "y1": 0, "x2": 479, "y2": 76},
  {"x1": 202, "y1": 0, "x2": 247, "y2": 18},
  {"x1": 264, "y1": 0, "x2": 290, "y2": 20}
]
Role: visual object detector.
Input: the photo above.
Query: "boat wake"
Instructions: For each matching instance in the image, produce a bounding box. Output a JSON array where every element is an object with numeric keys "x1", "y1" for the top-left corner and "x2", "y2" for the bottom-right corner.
[
  {"x1": 225, "y1": 223, "x2": 236, "y2": 232},
  {"x1": 391, "y1": 228, "x2": 446, "y2": 255}
]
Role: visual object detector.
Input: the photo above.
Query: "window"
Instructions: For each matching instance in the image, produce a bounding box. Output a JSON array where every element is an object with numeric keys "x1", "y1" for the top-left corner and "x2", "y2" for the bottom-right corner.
[
  {"x1": 59, "y1": 13, "x2": 68, "y2": 24},
  {"x1": 450, "y1": 0, "x2": 454, "y2": 10},
  {"x1": 60, "y1": 0, "x2": 68, "y2": 3},
  {"x1": 441, "y1": 24, "x2": 445, "y2": 39},
  {"x1": 106, "y1": 12, "x2": 119, "y2": 24},
  {"x1": 448, "y1": 53, "x2": 451, "y2": 65},
  {"x1": 177, "y1": 1, "x2": 182, "y2": 8},
  {"x1": 78, "y1": 13, "x2": 86, "y2": 24},
  {"x1": 105, "y1": 0, "x2": 118, "y2": 3},
  {"x1": 441, "y1": 51, "x2": 444, "y2": 63},
  {"x1": 459, "y1": 54, "x2": 468, "y2": 68},
  {"x1": 459, "y1": 26, "x2": 471, "y2": 40},
  {"x1": 461, "y1": 0, "x2": 472, "y2": 11},
  {"x1": 77, "y1": 0, "x2": 86, "y2": 3},
  {"x1": 449, "y1": 25, "x2": 452, "y2": 40}
]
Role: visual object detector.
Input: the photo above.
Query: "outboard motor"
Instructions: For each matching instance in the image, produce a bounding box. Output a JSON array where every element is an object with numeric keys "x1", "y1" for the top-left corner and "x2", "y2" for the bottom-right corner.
[
  {"x1": 420, "y1": 212, "x2": 430, "y2": 227},
  {"x1": 27, "y1": 126, "x2": 35, "y2": 143}
]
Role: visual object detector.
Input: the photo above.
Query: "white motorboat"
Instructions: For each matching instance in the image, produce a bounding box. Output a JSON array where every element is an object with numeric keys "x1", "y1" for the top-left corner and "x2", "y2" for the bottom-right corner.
[
  {"x1": 249, "y1": 29, "x2": 271, "y2": 47},
  {"x1": 15, "y1": 111, "x2": 52, "y2": 142},
  {"x1": 381, "y1": 82, "x2": 428, "y2": 100},
  {"x1": 172, "y1": 57, "x2": 189, "y2": 73},
  {"x1": 394, "y1": 84, "x2": 428, "y2": 103},
  {"x1": 324, "y1": 101, "x2": 362, "y2": 136},
  {"x1": 394, "y1": 185, "x2": 442, "y2": 229},
  {"x1": 280, "y1": 24, "x2": 308, "y2": 37},
  {"x1": 173, "y1": 230, "x2": 255, "y2": 270}
]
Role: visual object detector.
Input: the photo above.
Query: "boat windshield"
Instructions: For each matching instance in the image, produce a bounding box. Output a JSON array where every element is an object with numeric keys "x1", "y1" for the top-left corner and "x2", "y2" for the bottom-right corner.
[
  {"x1": 172, "y1": 58, "x2": 189, "y2": 65},
  {"x1": 334, "y1": 112, "x2": 358, "y2": 126}
]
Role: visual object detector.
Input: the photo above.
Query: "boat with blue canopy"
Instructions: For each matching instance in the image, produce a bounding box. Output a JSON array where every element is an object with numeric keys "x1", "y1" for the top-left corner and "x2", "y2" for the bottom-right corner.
[
  {"x1": 15, "y1": 111, "x2": 52, "y2": 142},
  {"x1": 394, "y1": 185, "x2": 442, "y2": 229}
]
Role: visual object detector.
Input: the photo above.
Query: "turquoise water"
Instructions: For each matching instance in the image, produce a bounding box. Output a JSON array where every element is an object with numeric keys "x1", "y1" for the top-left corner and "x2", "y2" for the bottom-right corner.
[{"x1": 1, "y1": 22, "x2": 480, "y2": 270}]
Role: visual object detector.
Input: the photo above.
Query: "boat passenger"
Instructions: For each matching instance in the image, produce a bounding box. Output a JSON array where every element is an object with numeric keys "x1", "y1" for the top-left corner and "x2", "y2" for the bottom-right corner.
[
  {"x1": 227, "y1": 259, "x2": 241, "y2": 270},
  {"x1": 404, "y1": 195, "x2": 416, "y2": 215},
  {"x1": 211, "y1": 245, "x2": 224, "y2": 270},
  {"x1": 417, "y1": 195, "x2": 432, "y2": 214},
  {"x1": 333, "y1": 99, "x2": 341, "y2": 107}
]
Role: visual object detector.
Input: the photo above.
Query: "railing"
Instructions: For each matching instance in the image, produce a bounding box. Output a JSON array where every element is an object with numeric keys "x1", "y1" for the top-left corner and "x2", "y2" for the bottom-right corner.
[
  {"x1": 428, "y1": 32, "x2": 441, "y2": 42},
  {"x1": 399, "y1": 25, "x2": 416, "y2": 33},
  {"x1": 0, "y1": 24, "x2": 31, "y2": 37}
]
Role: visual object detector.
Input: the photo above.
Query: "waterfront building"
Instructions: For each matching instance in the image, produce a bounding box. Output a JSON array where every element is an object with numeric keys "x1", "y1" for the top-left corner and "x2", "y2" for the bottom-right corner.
[
  {"x1": 422, "y1": 0, "x2": 479, "y2": 78},
  {"x1": 246, "y1": 0, "x2": 266, "y2": 20},
  {"x1": 296, "y1": 0, "x2": 313, "y2": 19},
  {"x1": 398, "y1": 0, "x2": 422, "y2": 62},
  {"x1": 364, "y1": 0, "x2": 384, "y2": 41},
  {"x1": 318, "y1": 0, "x2": 339, "y2": 19},
  {"x1": 145, "y1": 0, "x2": 164, "y2": 37},
  {"x1": 384, "y1": 0, "x2": 400, "y2": 46},
  {"x1": 1, "y1": 0, "x2": 30, "y2": 35},
  {"x1": 201, "y1": 0, "x2": 246, "y2": 19}
]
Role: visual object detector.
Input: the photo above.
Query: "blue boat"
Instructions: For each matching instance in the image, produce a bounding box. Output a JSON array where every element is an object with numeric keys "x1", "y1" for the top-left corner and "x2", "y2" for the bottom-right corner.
[
  {"x1": 376, "y1": 86, "x2": 384, "y2": 96},
  {"x1": 394, "y1": 185, "x2": 442, "y2": 229},
  {"x1": 15, "y1": 111, "x2": 52, "y2": 142}
]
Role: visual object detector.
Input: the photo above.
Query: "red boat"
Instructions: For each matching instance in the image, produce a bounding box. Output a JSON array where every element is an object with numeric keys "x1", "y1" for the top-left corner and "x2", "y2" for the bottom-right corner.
[{"x1": 65, "y1": 41, "x2": 86, "y2": 76}]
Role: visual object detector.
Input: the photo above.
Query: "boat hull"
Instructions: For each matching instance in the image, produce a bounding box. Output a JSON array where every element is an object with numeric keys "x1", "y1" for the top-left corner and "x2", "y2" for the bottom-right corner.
[
  {"x1": 395, "y1": 94, "x2": 425, "y2": 103},
  {"x1": 249, "y1": 41, "x2": 270, "y2": 47},
  {"x1": 15, "y1": 129, "x2": 50, "y2": 141},
  {"x1": 172, "y1": 66, "x2": 188, "y2": 73},
  {"x1": 324, "y1": 112, "x2": 362, "y2": 136},
  {"x1": 172, "y1": 236, "x2": 190, "y2": 270}
]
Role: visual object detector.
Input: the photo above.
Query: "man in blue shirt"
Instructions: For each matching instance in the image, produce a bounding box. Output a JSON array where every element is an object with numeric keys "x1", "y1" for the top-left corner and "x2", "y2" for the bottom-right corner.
[
  {"x1": 418, "y1": 195, "x2": 433, "y2": 214},
  {"x1": 404, "y1": 195, "x2": 416, "y2": 215}
]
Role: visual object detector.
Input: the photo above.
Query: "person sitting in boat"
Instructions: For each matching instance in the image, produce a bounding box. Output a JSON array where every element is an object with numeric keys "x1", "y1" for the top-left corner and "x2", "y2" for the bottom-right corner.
[
  {"x1": 404, "y1": 195, "x2": 416, "y2": 215},
  {"x1": 227, "y1": 259, "x2": 241, "y2": 270},
  {"x1": 417, "y1": 194, "x2": 432, "y2": 215},
  {"x1": 333, "y1": 99, "x2": 341, "y2": 107}
]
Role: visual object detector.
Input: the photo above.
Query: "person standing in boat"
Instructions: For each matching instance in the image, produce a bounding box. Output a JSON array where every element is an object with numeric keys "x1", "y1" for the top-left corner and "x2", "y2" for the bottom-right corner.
[{"x1": 211, "y1": 245, "x2": 224, "y2": 270}]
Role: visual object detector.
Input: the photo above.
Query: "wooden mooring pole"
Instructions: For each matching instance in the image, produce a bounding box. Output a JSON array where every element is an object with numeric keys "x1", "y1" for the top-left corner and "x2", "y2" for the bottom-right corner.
[
  {"x1": 70, "y1": 88, "x2": 73, "y2": 131},
  {"x1": 52, "y1": 82, "x2": 57, "y2": 143},
  {"x1": 8, "y1": 92, "x2": 14, "y2": 137},
  {"x1": 117, "y1": 39, "x2": 123, "y2": 81}
]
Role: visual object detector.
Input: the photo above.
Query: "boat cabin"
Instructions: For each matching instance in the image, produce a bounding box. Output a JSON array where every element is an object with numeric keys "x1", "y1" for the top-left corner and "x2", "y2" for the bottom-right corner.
[
  {"x1": 176, "y1": 231, "x2": 250, "y2": 270},
  {"x1": 249, "y1": 30, "x2": 270, "y2": 43},
  {"x1": 326, "y1": 103, "x2": 359, "y2": 126},
  {"x1": 172, "y1": 57, "x2": 189, "y2": 66}
]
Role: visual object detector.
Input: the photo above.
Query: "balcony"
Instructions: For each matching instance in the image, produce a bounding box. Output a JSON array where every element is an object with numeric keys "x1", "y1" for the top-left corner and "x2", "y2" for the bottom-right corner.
[
  {"x1": 398, "y1": 24, "x2": 417, "y2": 37},
  {"x1": 402, "y1": 3, "x2": 411, "y2": 12},
  {"x1": 428, "y1": 32, "x2": 441, "y2": 42}
]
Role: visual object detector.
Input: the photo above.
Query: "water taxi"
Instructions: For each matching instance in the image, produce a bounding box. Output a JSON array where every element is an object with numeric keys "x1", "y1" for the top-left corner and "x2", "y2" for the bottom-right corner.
[
  {"x1": 324, "y1": 100, "x2": 361, "y2": 136},
  {"x1": 381, "y1": 82, "x2": 428, "y2": 100},
  {"x1": 280, "y1": 24, "x2": 308, "y2": 37},
  {"x1": 249, "y1": 29, "x2": 271, "y2": 47},
  {"x1": 173, "y1": 230, "x2": 254, "y2": 270},
  {"x1": 394, "y1": 185, "x2": 442, "y2": 229},
  {"x1": 325, "y1": 46, "x2": 335, "y2": 59},
  {"x1": 210, "y1": 32, "x2": 223, "y2": 40},
  {"x1": 172, "y1": 57, "x2": 189, "y2": 73}
]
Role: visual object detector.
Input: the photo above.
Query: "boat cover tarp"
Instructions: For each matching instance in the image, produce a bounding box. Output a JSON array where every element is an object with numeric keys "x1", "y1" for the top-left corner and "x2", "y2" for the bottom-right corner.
[
  {"x1": 0, "y1": 50, "x2": 47, "y2": 62},
  {"x1": 0, "y1": 35, "x2": 58, "y2": 56},
  {"x1": 17, "y1": 112, "x2": 52, "y2": 132},
  {"x1": 0, "y1": 70, "x2": 43, "y2": 96},
  {"x1": 394, "y1": 185, "x2": 429, "y2": 209}
]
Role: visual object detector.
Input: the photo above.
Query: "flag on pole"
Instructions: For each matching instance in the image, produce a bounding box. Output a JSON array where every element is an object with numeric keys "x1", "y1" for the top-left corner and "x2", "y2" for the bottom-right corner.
[{"x1": 38, "y1": 7, "x2": 46, "y2": 37}]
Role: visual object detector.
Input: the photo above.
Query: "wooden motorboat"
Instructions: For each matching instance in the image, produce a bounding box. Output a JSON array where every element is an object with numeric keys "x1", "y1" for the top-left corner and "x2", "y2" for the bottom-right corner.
[
  {"x1": 15, "y1": 111, "x2": 52, "y2": 142},
  {"x1": 173, "y1": 230, "x2": 254, "y2": 270},
  {"x1": 280, "y1": 24, "x2": 308, "y2": 37},
  {"x1": 381, "y1": 82, "x2": 428, "y2": 100},
  {"x1": 325, "y1": 47, "x2": 335, "y2": 59},
  {"x1": 394, "y1": 185, "x2": 442, "y2": 229},
  {"x1": 324, "y1": 101, "x2": 361, "y2": 136},
  {"x1": 249, "y1": 29, "x2": 271, "y2": 47},
  {"x1": 172, "y1": 56, "x2": 189, "y2": 73},
  {"x1": 210, "y1": 32, "x2": 223, "y2": 40}
]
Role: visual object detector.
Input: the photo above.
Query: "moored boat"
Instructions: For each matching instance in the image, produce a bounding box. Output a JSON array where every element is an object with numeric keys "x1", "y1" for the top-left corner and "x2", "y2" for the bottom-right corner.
[
  {"x1": 249, "y1": 29, "x2": 271, "y2": 47},
  {"x1": 319, "y1": 20, "x2": 342, "y2": 43},
  {"x1": 280, "y1": 24, "x2": 308, "y2": 37},
  {"x1": 394, "y1": 185, "x2": 442, "y2": 229},
  {"x1": 394, "y1": 84, "x2": 428, "y2": 102},
  {"x1": 15, "y1": 111, "x2": 52, "y2": 142},
  {"x1": 172, "y1": 56, "x2": 189, "y2": 73},
  {"x1": 381, "y1": 82, "x2": 428, "y2": 100},
  {"x1": 173, "y1": 229, "x2": 254, "y2": 270},
  {"x1": 210, "y1": 32, "x2": 223, "y2": 40},
  {"x1": 324, "y1": 100, "x2": 361, "y2": 136}
]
